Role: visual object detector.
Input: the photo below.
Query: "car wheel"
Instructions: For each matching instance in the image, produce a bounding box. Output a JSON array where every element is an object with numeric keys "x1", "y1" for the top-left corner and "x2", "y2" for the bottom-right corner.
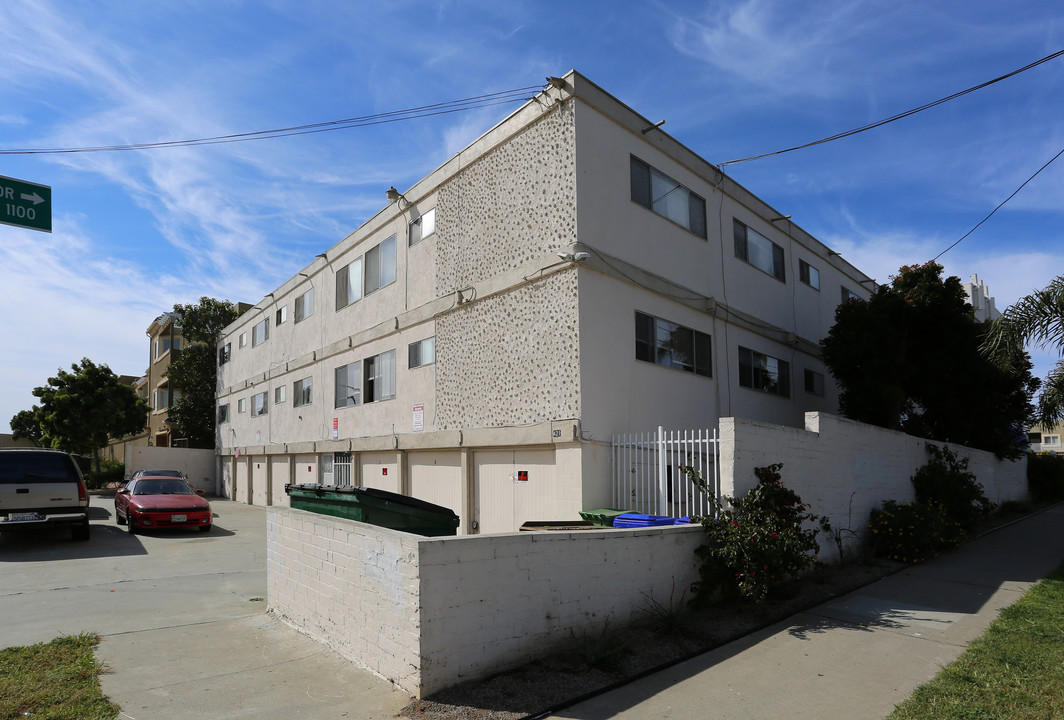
[
  {"x1": 127, "y1": 516, "x2": 137, "y2": 535},
  {"x1": 199, "y1": 524, "x2": 211, "y2": 533},
  {"x1": 72, "y1": 521, "x2": 90, "y2": 542},
  {"x1": 116, "y1": 508, "x2": 126, "y2": 525}
]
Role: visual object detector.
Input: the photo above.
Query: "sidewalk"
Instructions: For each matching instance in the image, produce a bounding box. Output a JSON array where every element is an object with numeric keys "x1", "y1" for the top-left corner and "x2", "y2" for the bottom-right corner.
[{"x1": 547, "y1": 503, "x2": 1064, "y2": 720}]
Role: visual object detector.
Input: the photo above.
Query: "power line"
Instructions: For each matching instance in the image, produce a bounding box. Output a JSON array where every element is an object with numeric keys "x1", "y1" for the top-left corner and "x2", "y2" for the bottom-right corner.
[
  {"x1": 0, "y1": 86, "x2": 544, "y2": 155},
  {"x1": 717, "y1": 48, "x2": 1064, "y2": 168},
  {"x1": 932, "y1": 143, "x2": 1064, "y2": 262}
]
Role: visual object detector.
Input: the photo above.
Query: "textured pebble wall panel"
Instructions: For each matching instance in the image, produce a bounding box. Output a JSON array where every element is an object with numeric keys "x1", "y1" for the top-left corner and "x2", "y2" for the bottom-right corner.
[
  {"x1": 435, "y1": 102, "x2": 577, "y2": 293},
  {"x1": 436, "y1": 271, "x2": 580, "y2": 429}
]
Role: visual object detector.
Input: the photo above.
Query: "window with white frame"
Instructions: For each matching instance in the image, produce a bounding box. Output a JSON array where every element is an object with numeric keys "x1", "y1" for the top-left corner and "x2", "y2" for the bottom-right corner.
[
  {"x1": 409, "y1": 337, "x2": 435, "y2": 369},
  {"x1": 365, "y1": 235, "x2": 397, "y2": 295},
  {"x1": 334, "y1": 361, "x2": 361, "y2": 408},
  {"x1": 154, "y1": 336, "x2": 181, "y2": 359},
  {"x1": 217, "y1": 404, "x2": 229, "y2": 424},
  {"x1": 734, "y1": 220, "x2": 785, "y2": 282},
  {"x1": 251, "y1": 318, "x2": 269, "y2": 347},
  {"x1": 1046, "y1": 435, "x2": 1061, "y2": 446},
  {"x1": 237, "y1": 398, "x2": 246, "y2": 414},
  {"x1": 251, "y1": 391, "x2": 268, "y2": 417},
  {"x1": 739, "y1": 346, "x2": 790, "y2": 397},
  {"x1": 630, "y1": 156, "x2": 707, "y2": 238},
  {"x1": 274, "y1": 385, "x2": 286, "y2": 404},
  {"x1": 293, "y1": 377, "x2": 313, "y2": 407},
  {"x1": 336, "y1": 257, "x2": 363, "y2": 310},
  {"x1": 634, "y1": 312, "x2": 711, "y2": 377},
  {"x1": 363, "y1": 350, "x2": 396, "y2": 403},
  {"x1": 294, "y1": 288, "x2": 314, "y2": 323},
  {"x1": 799, "y1": 259, "x2": 820, "y2": 290},
  {"x1": 218, "y1": 342, "x2": 231, "y2": 366},
  {"x1": 276, "y1": 305, "x2": 288, "y2": 326},
  {"x1": 239, "y1": 332, "x2": 247, "y2": 348},
  {"x1": 409, "y1": 208, "x2": 436, "y2": 246},
  {"x1": 804, "y1": 368, "x2": 825, "y2": 397}
]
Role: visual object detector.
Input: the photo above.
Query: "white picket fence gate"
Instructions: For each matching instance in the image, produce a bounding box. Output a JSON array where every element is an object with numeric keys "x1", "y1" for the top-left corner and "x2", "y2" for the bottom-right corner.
[{"x1": 610, "y1": 426, "x2": 719, "y2": 519}]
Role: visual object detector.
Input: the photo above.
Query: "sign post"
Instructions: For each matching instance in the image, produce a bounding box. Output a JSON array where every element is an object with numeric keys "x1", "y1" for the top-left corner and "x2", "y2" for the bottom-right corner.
[{"x1": 0, "y1": 175, "x2": 51, "y2": 233}]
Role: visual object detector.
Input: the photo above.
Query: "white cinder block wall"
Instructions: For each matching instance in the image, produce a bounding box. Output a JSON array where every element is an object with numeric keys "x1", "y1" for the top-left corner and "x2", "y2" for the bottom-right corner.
[
  {"x1": 720, "y1": 412, "x2": 1027, "y2": 562},
  {"x1": 267, "y1": 506, "x2": 703, "y2": 697}
]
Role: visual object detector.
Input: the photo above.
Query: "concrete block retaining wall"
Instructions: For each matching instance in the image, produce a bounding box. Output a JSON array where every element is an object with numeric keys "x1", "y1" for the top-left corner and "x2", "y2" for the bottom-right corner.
[
  {"x1": 720, "y1": 413, "x2": 1027, "y2": 562},
  {"x1": 267, "y1": 506, "x2": 703, "y2": 697}
]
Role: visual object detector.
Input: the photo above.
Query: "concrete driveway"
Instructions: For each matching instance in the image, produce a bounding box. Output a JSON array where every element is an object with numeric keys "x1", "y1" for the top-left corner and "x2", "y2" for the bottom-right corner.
[{"x1": 0, "y1": 494, "x2": 410, "y2": 719}]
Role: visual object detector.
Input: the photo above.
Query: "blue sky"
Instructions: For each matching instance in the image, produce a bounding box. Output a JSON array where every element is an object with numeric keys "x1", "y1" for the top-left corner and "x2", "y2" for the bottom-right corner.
[{"x1": 1, "y1": 0, "x2": 1062, "y2": 433}]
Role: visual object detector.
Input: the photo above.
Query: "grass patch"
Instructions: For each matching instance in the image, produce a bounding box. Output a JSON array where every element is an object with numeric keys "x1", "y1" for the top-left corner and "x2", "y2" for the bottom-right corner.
[
  {"x1": 0, "y1": 633, "x2": 120, "y2": 720},
  {"x1": 887, "y1": 561, "x2": 1064, "y2": 719}
]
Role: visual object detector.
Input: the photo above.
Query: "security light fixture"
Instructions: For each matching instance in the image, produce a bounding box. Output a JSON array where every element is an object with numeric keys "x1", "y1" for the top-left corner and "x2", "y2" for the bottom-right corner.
[
  {"x1": 770, "y1": 215, "x2": 792, "y2": 222},
  {"x1": 386, "y1": 186, "x2": 408, "y2": 205}
]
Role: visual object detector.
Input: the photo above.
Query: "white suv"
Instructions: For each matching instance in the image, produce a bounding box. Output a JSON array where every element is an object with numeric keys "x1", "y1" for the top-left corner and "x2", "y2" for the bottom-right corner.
[{"x1": 0, "y1": 449, "x2": 91, "y2": 541}]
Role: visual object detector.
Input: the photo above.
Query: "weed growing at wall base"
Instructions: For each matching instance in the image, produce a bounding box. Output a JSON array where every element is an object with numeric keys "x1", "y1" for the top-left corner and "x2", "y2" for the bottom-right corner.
[{"x1": 683, "y1": 463, "x2": 828, "y2": 606}]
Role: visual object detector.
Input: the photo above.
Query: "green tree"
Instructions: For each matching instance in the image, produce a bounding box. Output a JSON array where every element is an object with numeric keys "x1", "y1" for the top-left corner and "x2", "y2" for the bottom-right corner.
[
  {"x1": 981, "y1": 275, "x2": 1064, "y2": 426},
  {"x1": 821, "y1": 262, "x2": 1037, "y2": 459},
  {"x1": 10, "y1": 407, "x2": 46, "y2": 447},
  {"x1": 20, "y1": 358, "x2": 150, "y2": 472},
  {"x1": 165, "y1": 297, "x2": 240, "y2": 448}
]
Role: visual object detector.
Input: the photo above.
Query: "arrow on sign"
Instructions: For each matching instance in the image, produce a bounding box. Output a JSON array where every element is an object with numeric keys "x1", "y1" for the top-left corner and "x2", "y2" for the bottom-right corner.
[{"x1": 20, "y1": 192, "x2": 45, "y2": 205}]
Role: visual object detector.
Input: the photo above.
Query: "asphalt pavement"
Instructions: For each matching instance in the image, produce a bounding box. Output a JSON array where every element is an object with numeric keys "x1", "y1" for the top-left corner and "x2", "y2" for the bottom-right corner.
[
  {"x1": 4, "y1": 494, "x2": 1063, "y2": 720},
  {"x1": 0, "y1": 494, "x2": 410, "y2": 720}
]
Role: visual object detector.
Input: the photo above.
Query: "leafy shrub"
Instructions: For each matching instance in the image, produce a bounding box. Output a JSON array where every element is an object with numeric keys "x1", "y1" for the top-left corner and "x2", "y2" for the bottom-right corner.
[
  {"x1": 867, "y1": 499, "x2": 965, "y2": 562},
  {"x1": 684, "y1": 463, "x2": 827, "y2": 606},
  {"x1": 85, "y1": 459, "x2": 125, "y2": 490},
  {"x1": 1028, "y1": 452, "x2": 1064, "y2": 502},
  {"x1": 911, "y1": 444, "x2": 993, "y2": 533}
]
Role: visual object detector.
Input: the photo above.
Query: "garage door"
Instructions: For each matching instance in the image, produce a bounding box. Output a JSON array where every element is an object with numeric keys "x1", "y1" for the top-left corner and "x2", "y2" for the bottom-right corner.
[
  {"x1": 474, "y1": 449, "x2": 556, "y2": 534},
  {"x1": 408, "y1": 451, "x2": 464, "y2": 531}
]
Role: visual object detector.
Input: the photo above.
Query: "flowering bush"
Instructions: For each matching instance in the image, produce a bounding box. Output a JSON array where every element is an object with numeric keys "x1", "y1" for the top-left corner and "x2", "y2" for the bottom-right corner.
[
  {"x1": 867, "y1": 499, "x2": 965, "y2": 562},
  {"x1": 684, "y1": 463, "x2": 828, "y2": 606}
]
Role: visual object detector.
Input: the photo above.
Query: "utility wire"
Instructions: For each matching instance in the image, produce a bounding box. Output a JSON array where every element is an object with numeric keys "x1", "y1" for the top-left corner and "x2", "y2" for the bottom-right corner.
[
  {"x1": 0, "y1": 86, "x2": 544, "y2": 155},
  {"x1": 717, "y1": 48, "x2": 1064, "y2": 168},
  {"x1": 932, "y1": 143, "x2": 1064, "y2": 261}
]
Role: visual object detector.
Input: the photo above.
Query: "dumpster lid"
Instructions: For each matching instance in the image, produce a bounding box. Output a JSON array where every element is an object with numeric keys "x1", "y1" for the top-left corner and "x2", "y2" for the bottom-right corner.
[{"x1": 284, "y1": 483, "x2": 458, "y2": 518}]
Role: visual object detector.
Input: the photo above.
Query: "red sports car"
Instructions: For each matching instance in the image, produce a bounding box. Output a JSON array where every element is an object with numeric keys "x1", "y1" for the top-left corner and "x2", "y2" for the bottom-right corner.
[{"x1": 115, "y1": 475, "x2": 212, "y2": 534}]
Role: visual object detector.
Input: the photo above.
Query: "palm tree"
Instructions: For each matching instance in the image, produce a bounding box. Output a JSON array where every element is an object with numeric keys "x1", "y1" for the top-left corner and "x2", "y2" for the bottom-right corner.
[{"x1": 982, "y1": 275, "x2": 1064, "y2": 426}]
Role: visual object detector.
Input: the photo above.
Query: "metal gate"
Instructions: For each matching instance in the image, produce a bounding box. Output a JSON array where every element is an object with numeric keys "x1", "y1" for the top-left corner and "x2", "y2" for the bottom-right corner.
[{"x1": 611, "y1": 426, "x2": 719, "y2": 518}]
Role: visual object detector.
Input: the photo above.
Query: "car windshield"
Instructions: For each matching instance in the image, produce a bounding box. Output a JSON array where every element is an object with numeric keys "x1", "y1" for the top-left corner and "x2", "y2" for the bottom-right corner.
[
  {"x1": 132, "y1": 480, "x2": 194, "y2": 496},
  {"x1": 137, "y1": 470, "x2": 182, "y2": 478}
]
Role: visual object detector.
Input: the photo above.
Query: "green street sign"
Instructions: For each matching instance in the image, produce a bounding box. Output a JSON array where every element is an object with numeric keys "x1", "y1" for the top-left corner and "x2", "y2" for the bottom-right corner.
[{"x1": 0, "y1": 174, "x2": 51, "y2": 233}]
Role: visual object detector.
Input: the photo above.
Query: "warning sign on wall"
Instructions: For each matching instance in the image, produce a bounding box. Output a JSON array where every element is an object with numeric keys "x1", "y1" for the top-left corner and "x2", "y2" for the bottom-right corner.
[{"x1": 413, "y1": 403, "x2": 424, "y2": 432}]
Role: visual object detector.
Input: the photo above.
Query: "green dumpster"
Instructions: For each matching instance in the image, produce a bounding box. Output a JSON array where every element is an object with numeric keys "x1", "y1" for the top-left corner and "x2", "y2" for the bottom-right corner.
[{"x1": 285, "y1": 484, "x2": 460, "y2": 536}]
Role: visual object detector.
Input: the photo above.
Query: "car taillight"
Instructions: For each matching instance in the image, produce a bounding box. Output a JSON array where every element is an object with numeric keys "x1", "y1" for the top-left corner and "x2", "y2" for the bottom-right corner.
[{"x1": 77, "y1": 480, "x2": 88, "y2": 504}]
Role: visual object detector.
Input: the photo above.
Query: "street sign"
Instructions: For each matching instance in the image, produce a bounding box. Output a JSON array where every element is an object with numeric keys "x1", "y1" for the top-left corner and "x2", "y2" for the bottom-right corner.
[{"x1": 0, "y1": 174, "x2": 51, "y2": 233}]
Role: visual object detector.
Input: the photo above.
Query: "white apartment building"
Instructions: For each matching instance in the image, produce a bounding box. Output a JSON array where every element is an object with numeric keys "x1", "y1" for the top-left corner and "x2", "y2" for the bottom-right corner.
[{"x1": 216, "y1": 70, "x2": 874, "y2": 533}]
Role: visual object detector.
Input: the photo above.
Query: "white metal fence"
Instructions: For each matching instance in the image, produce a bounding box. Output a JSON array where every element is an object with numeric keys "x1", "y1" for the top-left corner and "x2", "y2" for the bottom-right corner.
[{"x1": 611, "y1": 426, "x2": 719, "y2": 518}]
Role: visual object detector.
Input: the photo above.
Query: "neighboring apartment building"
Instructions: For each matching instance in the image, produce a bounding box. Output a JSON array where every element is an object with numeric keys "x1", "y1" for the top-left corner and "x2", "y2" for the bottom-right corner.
[
  {"x1": 1029, "y1": 422, "x2": 1064, "y2": 453},
  {"x1": 216, "y1": 70, "x2": 875, "y2": 533},
  {"x1": 146, "y1": 312, "x2": 183, "y2": 447}
]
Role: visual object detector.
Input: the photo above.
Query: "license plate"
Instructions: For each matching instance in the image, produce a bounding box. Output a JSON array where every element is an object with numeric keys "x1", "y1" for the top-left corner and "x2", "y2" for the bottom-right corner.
[
  {"x1": 5, "y1": 512, "x2": 40, "y2": 522},
  {"x1": 170, "y1": 514, "x2": 187, "y2": 523}
]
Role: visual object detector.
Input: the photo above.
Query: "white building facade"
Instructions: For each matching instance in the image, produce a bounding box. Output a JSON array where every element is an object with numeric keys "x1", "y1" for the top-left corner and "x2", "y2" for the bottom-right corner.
[{"x1": 216, "y1": 71, "x2": 874, "y2": 533}]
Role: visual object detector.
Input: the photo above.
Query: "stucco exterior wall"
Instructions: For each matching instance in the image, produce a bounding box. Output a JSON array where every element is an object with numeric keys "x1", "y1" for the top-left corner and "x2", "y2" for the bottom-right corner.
[{"x1": 124, "y1": 445, "x2": 216, "y2": 492}]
